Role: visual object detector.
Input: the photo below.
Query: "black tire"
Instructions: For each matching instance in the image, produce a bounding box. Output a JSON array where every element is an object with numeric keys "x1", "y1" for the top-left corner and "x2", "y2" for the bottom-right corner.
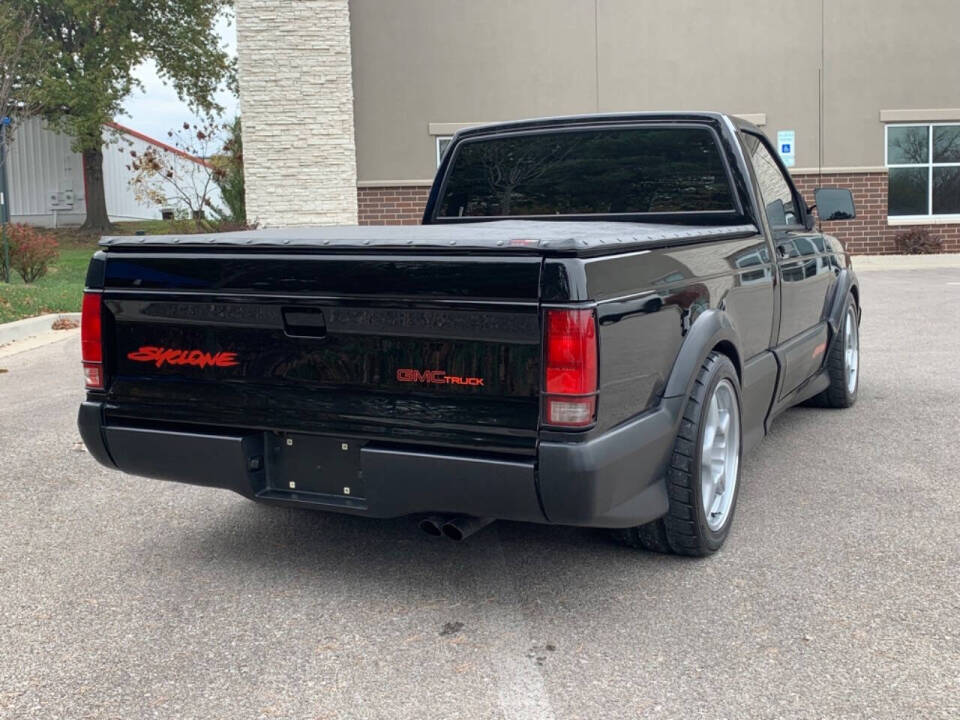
[
  {"x1": 619, "y1": 352, "x2": 743, "y2": 556},
  {"x1": 807, "y1": 295, "x2": 860, "y2": 409}
]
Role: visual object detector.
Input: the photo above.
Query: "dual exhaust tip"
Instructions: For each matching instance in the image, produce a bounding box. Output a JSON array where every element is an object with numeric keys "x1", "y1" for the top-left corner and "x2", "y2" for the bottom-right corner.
[{"x1": 418, "y1": 515, "x2": 494, "y2": 542}]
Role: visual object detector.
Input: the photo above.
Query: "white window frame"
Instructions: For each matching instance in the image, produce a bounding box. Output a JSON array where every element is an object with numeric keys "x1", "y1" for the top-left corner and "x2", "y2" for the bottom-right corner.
[
  {"x1": 885, "y1": 122, "x2": 960, "y2": 222},
  {"x1": 436, "y1": 136, "x2": 453, "y2": 167}
]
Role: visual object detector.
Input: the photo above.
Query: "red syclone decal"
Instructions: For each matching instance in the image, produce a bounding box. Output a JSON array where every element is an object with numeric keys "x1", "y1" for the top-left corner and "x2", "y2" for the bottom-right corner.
[
  {"x1": 396, "y1": 368, "x2": 484, "y2": 386},
  {"x1": 127, "y1": 346, "x2": 239, "y2": 369}
]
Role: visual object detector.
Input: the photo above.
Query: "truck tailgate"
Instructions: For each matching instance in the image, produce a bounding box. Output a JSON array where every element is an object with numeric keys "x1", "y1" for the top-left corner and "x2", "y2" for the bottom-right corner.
[{"x1": 99, "y1": 251, "x2": 542, "y2": 455}]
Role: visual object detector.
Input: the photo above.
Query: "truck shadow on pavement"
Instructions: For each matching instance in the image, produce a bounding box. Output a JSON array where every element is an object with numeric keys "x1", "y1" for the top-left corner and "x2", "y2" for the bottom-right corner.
[
  {"x1": 144, "y1": 491, "x2": 697, "y2": 611},
  {"x1": 134, "y1": 403, "x2": 836, "y2": 613}
]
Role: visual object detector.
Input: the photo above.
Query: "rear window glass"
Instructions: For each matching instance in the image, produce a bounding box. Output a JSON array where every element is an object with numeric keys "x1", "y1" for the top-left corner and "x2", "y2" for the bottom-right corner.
[{"x1": 436, "y1": 127, "x2": 735, "y2": 218}]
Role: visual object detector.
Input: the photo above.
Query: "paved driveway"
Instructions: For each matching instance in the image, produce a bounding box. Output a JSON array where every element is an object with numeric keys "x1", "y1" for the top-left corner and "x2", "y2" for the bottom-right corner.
[{"x1": 1, "y1": 268, "x2": 958, "y2": 719}]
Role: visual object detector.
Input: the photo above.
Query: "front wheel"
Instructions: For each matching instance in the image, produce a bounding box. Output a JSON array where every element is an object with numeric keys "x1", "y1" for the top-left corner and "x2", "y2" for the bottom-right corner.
[{"x1": 620, "y1": 352, "x2": 743, "y2": 556}]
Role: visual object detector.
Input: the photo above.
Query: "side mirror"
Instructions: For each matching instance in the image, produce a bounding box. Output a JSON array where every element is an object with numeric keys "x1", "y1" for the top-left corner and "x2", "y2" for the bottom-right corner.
[
  {"x1": 813, "y1": 188, "x2": 856, "y2": 221},
  {"x1": 766, "y1": 198, "x2": 787, "y2": 226}
]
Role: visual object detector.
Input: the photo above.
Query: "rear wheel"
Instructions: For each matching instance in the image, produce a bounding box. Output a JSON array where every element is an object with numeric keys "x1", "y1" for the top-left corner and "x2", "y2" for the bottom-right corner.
[
  {"x1": 620, "y1": 352, "x2": 742, "y2": 556},
  {"x1": 807, "y1": 295, "x2": 859, "y2": 408}
]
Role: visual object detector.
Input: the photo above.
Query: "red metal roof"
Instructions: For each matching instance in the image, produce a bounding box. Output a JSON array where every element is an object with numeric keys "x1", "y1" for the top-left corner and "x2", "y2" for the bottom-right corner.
[{"x1": 105, "y1": 121, "x2": 213, "y2": 168}]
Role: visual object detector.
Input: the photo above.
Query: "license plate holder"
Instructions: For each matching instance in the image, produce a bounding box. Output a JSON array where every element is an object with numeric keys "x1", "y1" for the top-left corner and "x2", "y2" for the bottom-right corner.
[{"x1": 267, "y1": 433, "x2": 364, "y2": 498}]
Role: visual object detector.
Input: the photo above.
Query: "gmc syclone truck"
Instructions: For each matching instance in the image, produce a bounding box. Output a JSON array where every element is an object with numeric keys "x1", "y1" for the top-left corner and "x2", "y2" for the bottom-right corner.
[{"x1": 78, "y1": 113, "x2": 861, "y2": 555}]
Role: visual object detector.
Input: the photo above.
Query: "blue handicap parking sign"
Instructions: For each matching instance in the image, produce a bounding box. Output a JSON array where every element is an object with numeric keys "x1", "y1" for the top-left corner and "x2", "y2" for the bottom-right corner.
[{"x1": 777, "y1": 130, "x2": 796, "y2": 166}]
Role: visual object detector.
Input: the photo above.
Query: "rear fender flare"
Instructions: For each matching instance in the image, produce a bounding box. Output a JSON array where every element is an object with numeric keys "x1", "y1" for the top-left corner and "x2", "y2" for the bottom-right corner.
[
  {"x1": 662, "y1": 309, "x2": 743, "y2": 401},
  {"x1": 826, "y1": 268, "x2": 860, "y2": 336}
]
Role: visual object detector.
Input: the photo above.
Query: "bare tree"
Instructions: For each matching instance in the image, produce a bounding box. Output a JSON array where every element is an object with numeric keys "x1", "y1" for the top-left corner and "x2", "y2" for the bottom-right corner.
[
  {"x1": 933, "y1": 126, "x2": 960, "y2": 163},
  {"x1": 478, "y1": 138, "x2": 580, "y2": 215},
  {"x1": 890, "y1": 128, "x2": 929, "y2": 164},
  {"x1": 126, "y1": 119, "x2": 225, "y2": 228}
]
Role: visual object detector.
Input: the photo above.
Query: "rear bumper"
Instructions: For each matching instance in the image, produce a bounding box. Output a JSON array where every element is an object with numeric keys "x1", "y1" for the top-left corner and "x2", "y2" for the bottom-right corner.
[
  {"x1": 537, "y1": 397, "x2": 680, "y2": 528},
  {"x1": 78, "y1": 398, "x2": 678, "y2": 528}
]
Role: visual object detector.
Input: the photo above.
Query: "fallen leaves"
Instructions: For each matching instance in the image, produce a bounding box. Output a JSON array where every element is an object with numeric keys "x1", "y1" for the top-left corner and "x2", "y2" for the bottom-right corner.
[{"x1": 51, "y1": 317, "x2": 79, "y2": 330}]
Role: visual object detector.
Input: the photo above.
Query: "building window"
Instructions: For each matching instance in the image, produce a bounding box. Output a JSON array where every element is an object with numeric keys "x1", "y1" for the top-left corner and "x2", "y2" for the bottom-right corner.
[
  {"x1": 886, "y1": 124, "x2": 960, "y2": 217},
  {"x1": 436, "y1": 136, "x2": 452, "y2": 167}
]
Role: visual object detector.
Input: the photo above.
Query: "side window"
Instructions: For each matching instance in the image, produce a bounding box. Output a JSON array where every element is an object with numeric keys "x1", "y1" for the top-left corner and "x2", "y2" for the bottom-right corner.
[{"x1": 742, "y1": 133, "x2": 799, "y2": 228}]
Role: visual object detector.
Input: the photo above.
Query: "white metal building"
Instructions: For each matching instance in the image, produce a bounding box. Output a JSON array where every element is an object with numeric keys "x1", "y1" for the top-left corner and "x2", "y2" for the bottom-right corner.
[{"x1": 4, "y1": 117, "x2": 223, "y2": 227}]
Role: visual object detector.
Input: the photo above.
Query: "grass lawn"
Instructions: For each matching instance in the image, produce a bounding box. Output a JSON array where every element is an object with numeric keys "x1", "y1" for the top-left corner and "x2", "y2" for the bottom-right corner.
[{"x1": 0, "y1": 220, "x2": 210, "y2": 324}]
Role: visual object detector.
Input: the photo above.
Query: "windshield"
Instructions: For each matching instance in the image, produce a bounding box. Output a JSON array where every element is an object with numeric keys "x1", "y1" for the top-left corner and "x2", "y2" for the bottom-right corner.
[{"x1": 435, "y1": 126, "x2": 736, "y2": 219}]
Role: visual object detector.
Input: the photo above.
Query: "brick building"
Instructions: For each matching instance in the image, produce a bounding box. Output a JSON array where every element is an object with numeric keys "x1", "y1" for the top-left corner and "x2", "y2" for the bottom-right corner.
[{"x1": 235, "y1": 0, "x2": 960, "y2": 253}]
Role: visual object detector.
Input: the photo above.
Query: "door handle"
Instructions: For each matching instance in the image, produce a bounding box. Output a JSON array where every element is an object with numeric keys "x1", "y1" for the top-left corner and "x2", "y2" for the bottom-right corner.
[{"x1": 282, "y1": 308, "x2": 326, "y2": 337}]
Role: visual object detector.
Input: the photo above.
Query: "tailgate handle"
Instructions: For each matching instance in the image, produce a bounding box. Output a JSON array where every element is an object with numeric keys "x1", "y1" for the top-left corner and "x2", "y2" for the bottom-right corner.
[{"x1": 282, "y1": 308, "x2": 327, "y2": 337}]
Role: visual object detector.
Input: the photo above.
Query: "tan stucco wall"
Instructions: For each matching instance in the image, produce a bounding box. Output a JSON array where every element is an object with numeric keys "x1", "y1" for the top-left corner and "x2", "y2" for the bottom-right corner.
[
  {"x1": 596, "y1": 0, "x2": 819, "y2": 164},
  {"x1": 349, "y1": 0, "x2": 960, "y2": 183},
  {"x1": 822, "y1": 0, "x2": 960, "y2": 168},
  {"x1": 349, "y1": 0, "x2": 599, "y2": 184},
  {"x1": 237, "y1": 0, "x2": 358, "y2": 226}
]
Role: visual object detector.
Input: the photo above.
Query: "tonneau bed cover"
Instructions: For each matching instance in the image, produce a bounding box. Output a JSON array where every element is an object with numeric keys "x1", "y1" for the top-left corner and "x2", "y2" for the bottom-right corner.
[{"x1": 99, "y1": 220, "x2": 758, "y2": 257}]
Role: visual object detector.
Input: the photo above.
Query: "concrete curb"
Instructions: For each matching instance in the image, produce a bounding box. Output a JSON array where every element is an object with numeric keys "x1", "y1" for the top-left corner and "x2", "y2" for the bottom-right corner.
[
  {"x1": 854, "y1": 253, "x2": 960, "y2": 271},
  {"x1": 0, "y1": 313, "x2": 81, "y2": 348}
]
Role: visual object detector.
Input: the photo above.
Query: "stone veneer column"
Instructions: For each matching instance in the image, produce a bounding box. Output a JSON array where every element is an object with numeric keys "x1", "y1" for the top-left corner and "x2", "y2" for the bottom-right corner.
[{"x1": 236, "y1": 0, "x2": 358, "y2": 226}]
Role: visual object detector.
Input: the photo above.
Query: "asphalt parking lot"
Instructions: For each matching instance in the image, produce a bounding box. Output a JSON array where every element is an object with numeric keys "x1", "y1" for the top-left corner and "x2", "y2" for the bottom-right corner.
[{"x1": 1, "y1": 268, "x2": 958, "y2": 719}]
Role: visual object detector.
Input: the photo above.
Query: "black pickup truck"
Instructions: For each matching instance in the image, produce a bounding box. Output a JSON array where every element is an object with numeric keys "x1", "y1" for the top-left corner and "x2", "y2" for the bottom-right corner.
[{"x1": 78, "y1": 112, "x2": 861, "y2": 555}]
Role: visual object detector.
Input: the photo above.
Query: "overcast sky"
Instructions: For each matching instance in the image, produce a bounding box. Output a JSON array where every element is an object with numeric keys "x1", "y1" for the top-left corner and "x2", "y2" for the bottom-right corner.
[{"x1": 119, "y1": 11, "x2": 238, "y2": 145}]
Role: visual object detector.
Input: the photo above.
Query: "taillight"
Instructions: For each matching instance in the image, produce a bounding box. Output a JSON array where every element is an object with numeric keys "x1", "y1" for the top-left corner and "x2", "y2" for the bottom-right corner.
[
  {"x1": 543, "y1": 308, "x2": 598, "y2": 427},
  {"x1": 81, "y1": 292, "x2": 104, "y2": 390}
]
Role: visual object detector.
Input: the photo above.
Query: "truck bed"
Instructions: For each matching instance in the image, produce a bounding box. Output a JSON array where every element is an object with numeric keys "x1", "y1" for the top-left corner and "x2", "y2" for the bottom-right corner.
[{"x1": 99, "y1": 220, "x2": 758, "y2": 257}]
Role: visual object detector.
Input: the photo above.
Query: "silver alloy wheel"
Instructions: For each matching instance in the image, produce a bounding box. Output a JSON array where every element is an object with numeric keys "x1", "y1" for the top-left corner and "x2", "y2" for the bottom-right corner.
[
  {"x1": 700, "y1": 378, "x2": 740, "y2": 531},
  {"x1": 844, "y1": 306, "x2": 859, "y2": 394}
]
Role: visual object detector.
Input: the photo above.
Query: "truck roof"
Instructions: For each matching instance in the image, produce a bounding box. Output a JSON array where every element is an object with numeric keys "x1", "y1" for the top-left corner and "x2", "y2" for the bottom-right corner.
[
  {"x1": 453, "y1": 111, "x2": 760, "y2": 139},
  {"x1": 99, "y1": 220, "x2": 758, "y2": 258}
]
